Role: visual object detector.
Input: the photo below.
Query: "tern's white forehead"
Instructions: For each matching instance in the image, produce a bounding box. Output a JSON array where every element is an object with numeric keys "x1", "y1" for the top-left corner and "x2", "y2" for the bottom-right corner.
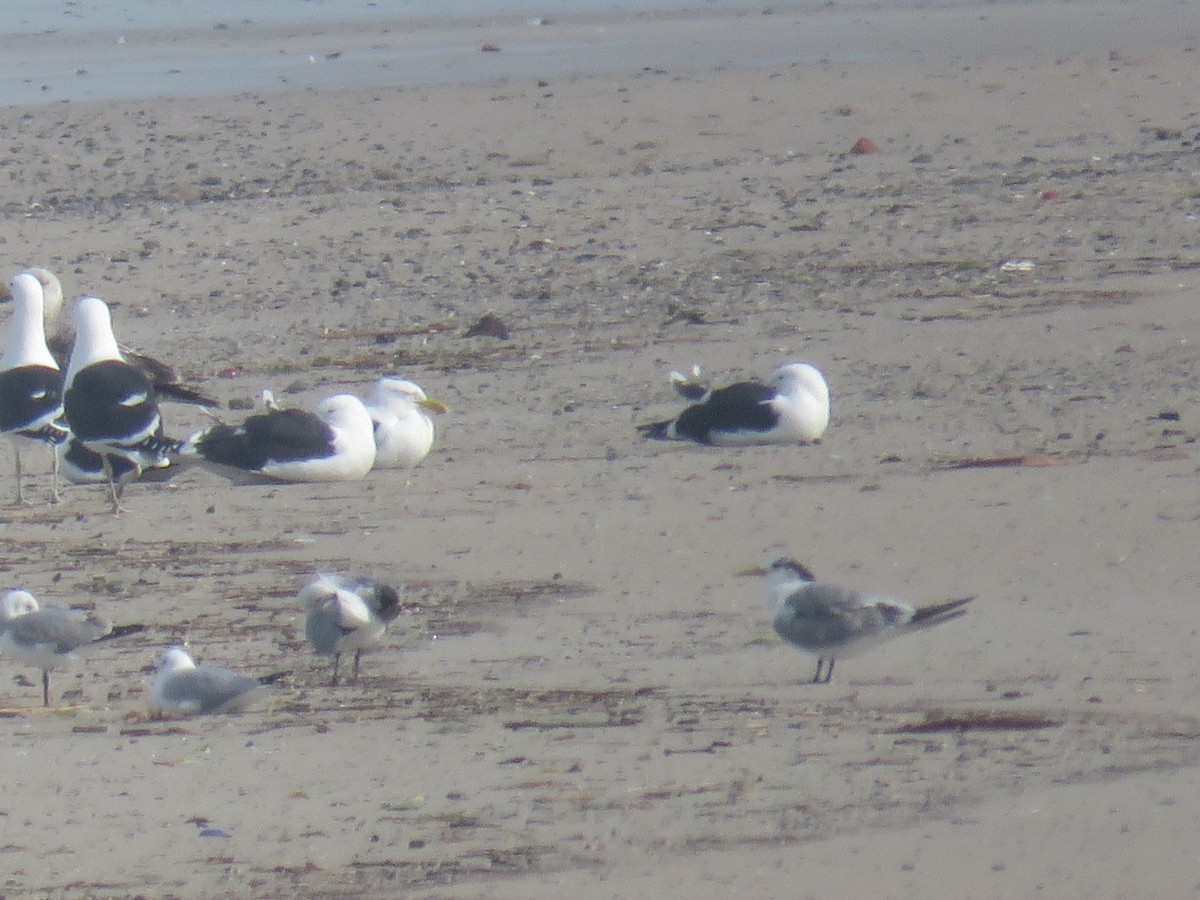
[{"x1": 159, "y1": 645, "x2": 195, "y2": 668}]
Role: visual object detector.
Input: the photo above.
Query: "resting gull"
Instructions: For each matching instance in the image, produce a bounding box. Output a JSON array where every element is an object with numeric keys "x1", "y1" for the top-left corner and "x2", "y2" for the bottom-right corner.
[
  {"x1": 639, "y1": 362, "x2": 830, "y2": 446},
  {"x1": 0, "y1": 589, "x2": 145, "y2": 706},
  {"x1": 63, "y1": 297, "x2": 181, "y2": 512},
  {"x1": 365, "y1": 376, "x2": 447, "y2": 470},
  {"x1": 149, "y1": 645, "x2": 288, "y2": 716},
  {"x1": 760, "y1": 558, "x2": 973, "y2": 684},
  {"x1": 0, "y1": 272, "x2": 69, "y2": 504},
  {"x1": 182, "y1": 393, "x2": 376, "y2": 483},
  {"x1": 301, "y1": 573, "x2": 401, "y2": 684}
]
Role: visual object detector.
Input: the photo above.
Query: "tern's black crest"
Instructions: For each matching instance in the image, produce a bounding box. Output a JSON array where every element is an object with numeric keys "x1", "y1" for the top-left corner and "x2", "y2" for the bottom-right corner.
[{"x1": 769, "y1": 558, "x2": 817, "y2": 582}]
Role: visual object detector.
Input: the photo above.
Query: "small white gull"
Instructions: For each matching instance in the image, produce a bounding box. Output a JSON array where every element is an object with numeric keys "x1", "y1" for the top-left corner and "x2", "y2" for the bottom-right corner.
[
  {"x1": 149, "y1": 645, "x2": 288, "y2": 716},
  {"x1": 182, "y1": 393, "x2": 376, "y2": 483},
  {"x1": 639, "y1": 362, "x2": 830, "y2": 446},
  {"x1": 301, "y1": 573, "x2": 401, "y2": 684},
  {"x1": 365, "y1": 376, "x2": 447, "y2": 470},
  {"x1": 0, "y1": 589, "x2": 145, "y2": 706},
  {"x1": 63, "y1": 296, "x2": 180, "y2": 512},
  {"x1": 0, "y1": 272, "x2": 69, "y2": 504},
  {"x1": 760, "y1": 559, "x2": 973, "y2": 684}
]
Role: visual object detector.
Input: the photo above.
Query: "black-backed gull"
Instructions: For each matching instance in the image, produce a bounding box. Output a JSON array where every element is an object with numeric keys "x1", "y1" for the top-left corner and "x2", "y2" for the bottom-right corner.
[
  {"x1": 63, "y1": 296, "x2": 179, "y2": 512},
  {"x1": 183, "y1": 394, "x2": 376, "y2": 482},
  {"x1": 639, "y1": 362, "x2": 830, "y2": 446},
  {"x1": 0, "y1": 272, "x2": 69, "y2": 503}
]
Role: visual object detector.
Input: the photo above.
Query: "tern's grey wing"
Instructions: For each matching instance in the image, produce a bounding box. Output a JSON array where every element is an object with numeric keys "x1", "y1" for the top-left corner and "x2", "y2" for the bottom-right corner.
[
  {"x1": 773, "y1": 583, "x2": 895, "y2": 651},
  {"x1": 305, "y1": 606, "x2": 344, "y2": 657},
  {"x1": 10, "y1": 608, "x2": 110, "y2": 653},
  {"x1": 163, "y1": 666, "x2": 262, "y2": 713}
]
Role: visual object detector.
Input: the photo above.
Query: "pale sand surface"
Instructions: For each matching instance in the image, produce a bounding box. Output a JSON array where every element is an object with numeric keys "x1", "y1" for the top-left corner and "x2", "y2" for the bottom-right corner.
[{"x1": 2, "y1": 1, "x2": 1200, "y2": 896}]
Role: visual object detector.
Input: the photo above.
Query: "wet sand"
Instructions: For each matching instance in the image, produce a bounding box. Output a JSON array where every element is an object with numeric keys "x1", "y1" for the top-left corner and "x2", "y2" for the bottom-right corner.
[{"x1": 2, "y1": 0, "x2": 1200, "y2": 896}]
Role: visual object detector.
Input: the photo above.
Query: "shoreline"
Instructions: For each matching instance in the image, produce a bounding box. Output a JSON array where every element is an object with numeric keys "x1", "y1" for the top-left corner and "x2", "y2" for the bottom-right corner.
[{"x1": 2, "y1": 0, "x2": 1196, "y2": 108}]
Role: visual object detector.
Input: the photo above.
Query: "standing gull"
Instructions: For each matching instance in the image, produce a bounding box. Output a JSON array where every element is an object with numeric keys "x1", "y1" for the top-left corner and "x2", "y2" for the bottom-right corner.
[
  {"x1": 182, "y1": 394, "x2": 376, "y2": 482},
  {"x1": 0, "y1": 272, "x2": 69, "y2": 504},
  {"x1": 149, "y1": 645, "x2": 288, "y2": 716},
  {"x1": 639, "y1": 362, "x2": 830, "y2": 446},
  {"x1": 364, "y1": 376, "x2": 447, "y2": 470},
  {"x1": 301, "y1": 573, "x2": 401, "y2": 684},
  {"x1": 0, "y1": 589, "x2": 145, "y2": 706},
  {"x1": 761, "y1": 559, "x2": 973, "y2": 684},
  {"x1": 63, "y1": 296, "x2": 180, "y2": 512}
]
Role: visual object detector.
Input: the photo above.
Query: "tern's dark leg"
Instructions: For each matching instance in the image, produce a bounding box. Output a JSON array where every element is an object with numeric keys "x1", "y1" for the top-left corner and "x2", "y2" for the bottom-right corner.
[
  {"x1": 42, "y1": 670, "x2": 50, "y2": 706},
  {"x1": 813, "y1": 657, "x2": 836, "y2": 684},
  {"x1": 330, "y1": 653, "x2": 341, "y2": 686},
  {"x1": 352, "y1": 649, "x2": 362, "y2": 680}
]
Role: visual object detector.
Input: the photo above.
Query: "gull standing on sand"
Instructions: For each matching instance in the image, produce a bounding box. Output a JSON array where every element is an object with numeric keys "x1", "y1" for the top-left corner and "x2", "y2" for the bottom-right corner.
[
  {"x1": 63, "y1": 297, "x2": 180, "y2": 512},
  {"x1": 149, "y1": 645, "x2": 288, "y2": 716},
  {"x1": 0, "y1": 272, "x2": 70, "y2": 504},
  {"x1": 365, "y1": 376, "x2": 447, "y2": 470},
  {"x1": 0, "y1": 589, "x2": 145, "y2": 706},
  {"x1": 182, "y1": 394, "x2": 376, "y2": 482},
  {"x1": 301, "y1": 573, "x2": 401, "y2": 684},
  {"x1": 638, "y1": 362, "x2": 830, "y2": 446},
  {"x1": 760, "y1": 559, "x2": 973, "y2": 684}
]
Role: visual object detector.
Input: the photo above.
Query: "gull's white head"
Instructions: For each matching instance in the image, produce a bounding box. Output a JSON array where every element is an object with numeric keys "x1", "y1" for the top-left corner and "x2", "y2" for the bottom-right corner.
[
  {"x1": 770, "y1": 362, "x2": 830, "y2": 442},
  {"x1": 372, "y1": 377, "x2": 427, "y2": 407},
  {"x1": 371, "y1": 376, "x2": 448, "y2": 416},
  {"x1": 2, "y1": 273, "x2": 57, "y2": 370},
  {"x1": 157, "y1": 645, "x2": 197, "y2": 673},
  {"x1": 65, "y1": 296, "x2": 124, "y2": 383},
  {"x1": 0, "y1": 589, "x2": 40, "y2": 622},
  {"x1": 367, "y1": 376, "x2": 446, "y2": 469},
  {"x1": 316, "y1": 394, "x2": 374, "y2": 433},
  {"x1": 314, "y1": 394, "x2": 377, "y2": 476}
]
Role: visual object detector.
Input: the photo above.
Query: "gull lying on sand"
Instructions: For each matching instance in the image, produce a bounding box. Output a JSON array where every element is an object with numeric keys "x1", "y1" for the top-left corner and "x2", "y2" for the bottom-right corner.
[
  {"x1": 0, "y1": 589, "x2": 145, "y2": 706},
  {"x1": 639, "y1": 362, "x2": 830, "y2": 446},
  {"x1": 759, "y1": 558, "x2": 973, "y2": 684},
  {"x1": 301, "y1": 573, "x2": 401, "y2": 684},
  {"x1": 149, "y1": 645, "x2": 288, "y2": 716},
  {"x1": 364, "y1": 376, "x2": 447, "y2": 470},
  {"x1": 182, "y1": 394, "x2": 376, "y2": 482}
]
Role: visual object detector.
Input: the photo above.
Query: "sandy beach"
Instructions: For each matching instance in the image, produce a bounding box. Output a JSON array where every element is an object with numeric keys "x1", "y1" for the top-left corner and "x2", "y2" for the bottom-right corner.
[{"x1": 1, "y1": 0, "x2": 1200, "y2": 895}]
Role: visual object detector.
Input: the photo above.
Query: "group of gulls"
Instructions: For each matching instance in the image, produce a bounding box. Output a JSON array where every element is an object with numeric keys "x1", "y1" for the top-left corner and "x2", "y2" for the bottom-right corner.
[
  {"x1": 0, "y1": 266, "x2": 973, "y2": 710},
  {"x1": 0, "y1": 270, "x2": 447, "y2": 512}
]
